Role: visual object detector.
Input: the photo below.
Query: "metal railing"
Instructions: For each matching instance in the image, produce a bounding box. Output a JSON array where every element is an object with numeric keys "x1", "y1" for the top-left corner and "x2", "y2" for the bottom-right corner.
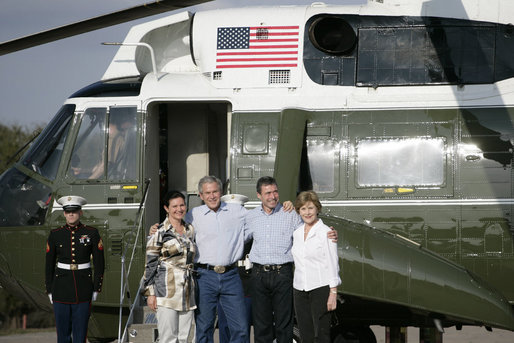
[{"x1": 117, "y1": 179, "x2": 151, "y2": 343}]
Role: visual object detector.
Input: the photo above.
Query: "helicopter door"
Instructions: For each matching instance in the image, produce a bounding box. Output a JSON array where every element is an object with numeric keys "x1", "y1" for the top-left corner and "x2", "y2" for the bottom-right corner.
[{"x1": 144, "y1": 102, "x2": 228, "y2": 222}]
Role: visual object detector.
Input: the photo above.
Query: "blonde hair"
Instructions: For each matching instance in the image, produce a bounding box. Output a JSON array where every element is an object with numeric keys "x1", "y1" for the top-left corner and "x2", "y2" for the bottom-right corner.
[{"x1": 294, "y1": 190, "x2": 322, "y2": 214}]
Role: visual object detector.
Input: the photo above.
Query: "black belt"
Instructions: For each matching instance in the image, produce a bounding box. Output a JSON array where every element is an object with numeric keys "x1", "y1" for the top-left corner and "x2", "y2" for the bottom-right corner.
[
  {"x1": 196, "y1": 263, "x2": 237, "y2": 274},
  {"x1": 254, "y1": 262, "x2": 293, "y2": 272}
]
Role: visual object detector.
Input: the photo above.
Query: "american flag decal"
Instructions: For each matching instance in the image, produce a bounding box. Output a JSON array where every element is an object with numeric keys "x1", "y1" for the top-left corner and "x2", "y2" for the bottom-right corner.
[{"x1": 216, "y1": 26, "x2": 299, "y2": 69}]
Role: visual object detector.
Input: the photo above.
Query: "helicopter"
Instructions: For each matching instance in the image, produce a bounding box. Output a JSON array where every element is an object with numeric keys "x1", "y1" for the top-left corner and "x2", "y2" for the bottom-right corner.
[{"x1": 1, "y1": 0, "x2": 514, "y2": 342}]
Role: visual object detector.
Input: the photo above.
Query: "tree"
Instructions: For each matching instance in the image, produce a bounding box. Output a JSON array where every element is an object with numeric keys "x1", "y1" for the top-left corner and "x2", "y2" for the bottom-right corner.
[{"x1": 0, "y1": 123, "x2": 41, "y2": 174}]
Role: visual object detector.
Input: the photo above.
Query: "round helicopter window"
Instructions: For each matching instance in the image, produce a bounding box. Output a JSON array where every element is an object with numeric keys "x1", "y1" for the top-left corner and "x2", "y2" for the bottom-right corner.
[{"x1": 309, "y1": 16, "x2": 357, "y2": 55}]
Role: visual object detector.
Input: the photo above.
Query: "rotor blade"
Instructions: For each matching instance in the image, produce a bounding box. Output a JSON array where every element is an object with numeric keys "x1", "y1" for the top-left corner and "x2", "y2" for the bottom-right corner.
[{"x1": 0, "y1": 0, "x2": 213, "y2": 56}]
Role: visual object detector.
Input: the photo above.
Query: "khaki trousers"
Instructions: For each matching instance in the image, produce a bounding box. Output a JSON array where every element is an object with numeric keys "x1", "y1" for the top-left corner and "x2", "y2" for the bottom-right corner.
[{"x1": 156, "y1": 306, "x2": 194, "y2": 343}]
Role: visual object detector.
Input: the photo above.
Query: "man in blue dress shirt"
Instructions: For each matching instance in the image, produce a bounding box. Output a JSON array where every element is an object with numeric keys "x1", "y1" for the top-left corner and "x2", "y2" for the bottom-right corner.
[{"x1": 186, "y1": 176, "x2": 248, "y2": 343}]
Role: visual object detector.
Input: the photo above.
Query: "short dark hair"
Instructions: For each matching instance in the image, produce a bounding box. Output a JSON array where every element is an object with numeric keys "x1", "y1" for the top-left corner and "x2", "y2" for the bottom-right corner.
[
  {"x1": 256, "y1": 176, "x2": 277, "y2": 194},
  {"x1": 163, "y1": 190, "x2": 185, "y2": 207}
]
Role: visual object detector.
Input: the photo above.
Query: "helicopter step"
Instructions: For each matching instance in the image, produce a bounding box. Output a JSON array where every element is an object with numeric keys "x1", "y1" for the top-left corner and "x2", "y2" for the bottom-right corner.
[
  {"x1": 126, "y1": 305, "x2": 197, "y2": 343},
  {"x1": 126, "y1": 306, "x2": 158, "y2": 343}
]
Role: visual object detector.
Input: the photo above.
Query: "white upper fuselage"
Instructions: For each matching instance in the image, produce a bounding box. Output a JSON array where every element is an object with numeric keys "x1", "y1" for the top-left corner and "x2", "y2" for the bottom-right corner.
[{"x1": 68, "y1": 1, "x2": 514, "y2": 112}]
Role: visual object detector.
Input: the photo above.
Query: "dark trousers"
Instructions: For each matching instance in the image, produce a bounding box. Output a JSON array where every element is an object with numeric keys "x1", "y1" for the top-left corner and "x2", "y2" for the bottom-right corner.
[
  {"x1": 251, "y1": 264, "x2": 293, "y2": 343},
  {"x1": 53, "y1": 301, "x2": 91, "y2": 343},
  {"x1": 293, "y1": 285, "x2": 331, "y2": 343}
]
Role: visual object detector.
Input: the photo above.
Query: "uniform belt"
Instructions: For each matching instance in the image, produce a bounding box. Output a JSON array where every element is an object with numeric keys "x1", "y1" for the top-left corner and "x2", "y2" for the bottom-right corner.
[
  {"x1": 254, "y1": 262, "x2": 292, "y2": 272},
  {"x1": 195, "y1": 263, "x2": 237, "y2": 274},
  {"x1": 57, "y1": 262, "x2": 91, "y2": 270}
]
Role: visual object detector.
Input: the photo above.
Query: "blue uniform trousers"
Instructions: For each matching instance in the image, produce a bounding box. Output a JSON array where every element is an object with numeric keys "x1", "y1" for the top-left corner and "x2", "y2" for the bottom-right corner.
[{"x1": 53, "y1": 301, "x2": 91, "y2": 343}]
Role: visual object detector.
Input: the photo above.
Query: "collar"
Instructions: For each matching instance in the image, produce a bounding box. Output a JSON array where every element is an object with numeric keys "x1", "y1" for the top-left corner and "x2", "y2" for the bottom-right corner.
[
  {"x1": 305, "y1": 219, "x2": 324, "y2": 237},
  {"x1": 66, "y1": 222, "x2": 83, "y2": 231},
  {"x1": 260, "y1": 202, "x2": 283, "y2": 215},
  {"x1": 202, "y1": 201, "x2": 228, "y2": 215},
  {"x1": 163, "y1": 217, "x2": 189, "y2": 233}
]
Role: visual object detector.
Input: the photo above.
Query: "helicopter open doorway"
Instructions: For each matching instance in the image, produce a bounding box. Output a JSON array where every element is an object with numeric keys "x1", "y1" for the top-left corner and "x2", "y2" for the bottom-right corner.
[{"x1": 144, "y1": 101, "x2": 229, "y2": 223}]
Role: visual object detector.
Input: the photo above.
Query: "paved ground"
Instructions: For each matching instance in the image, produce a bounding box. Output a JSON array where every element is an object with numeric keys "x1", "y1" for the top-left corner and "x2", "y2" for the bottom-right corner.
[
  {"x1": 1, "y1": 326, "x2": 513, "y2": 343},
  {"x1": 371, "y1": 326, "x2": 514, "y2": 343}
]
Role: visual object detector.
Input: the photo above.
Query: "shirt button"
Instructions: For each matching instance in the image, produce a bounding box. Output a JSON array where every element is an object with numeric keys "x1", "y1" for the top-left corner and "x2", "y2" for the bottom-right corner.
[
  {"x1": 72, "y1": 242, "x2": 75, "y2": 245},
  {"x1": 72, "y1": 248, "x2": 75, "y2": 251}
]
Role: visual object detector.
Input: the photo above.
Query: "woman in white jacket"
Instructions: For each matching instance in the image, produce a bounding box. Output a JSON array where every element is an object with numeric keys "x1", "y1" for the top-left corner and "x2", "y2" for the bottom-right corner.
[{"x1": 292, "y1": 191, "x2": 341, "y2": 343}]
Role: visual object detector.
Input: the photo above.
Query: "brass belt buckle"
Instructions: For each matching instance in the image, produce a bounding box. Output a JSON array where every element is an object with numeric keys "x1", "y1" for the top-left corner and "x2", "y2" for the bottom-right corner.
[
  {"x1": 70, "y1": 264, "x2": 78, "y2": 271},
  {"x1": 213, "y1": 265, "x2": 225, "y2": 274}
]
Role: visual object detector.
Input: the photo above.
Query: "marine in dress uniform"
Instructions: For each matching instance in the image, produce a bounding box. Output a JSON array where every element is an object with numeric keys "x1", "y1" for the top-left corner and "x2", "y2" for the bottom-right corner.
[{"x1": 45, "y1": 195, "x2": 105, "y2": 343}]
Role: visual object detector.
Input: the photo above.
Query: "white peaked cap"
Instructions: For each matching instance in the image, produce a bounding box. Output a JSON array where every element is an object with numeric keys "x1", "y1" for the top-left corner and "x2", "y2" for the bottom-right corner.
[
  {"x1": 221, "y1": 194, "x2": 249, "y2": 206},
  {"x1": 57, "y1": 195, "x2": 87, "y2": 211}
]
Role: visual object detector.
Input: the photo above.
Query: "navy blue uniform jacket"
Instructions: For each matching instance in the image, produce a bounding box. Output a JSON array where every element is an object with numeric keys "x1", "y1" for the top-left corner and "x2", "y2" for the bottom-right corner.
[{"x1": 45, "y1": 222, "x2": 105, "y2": 303}]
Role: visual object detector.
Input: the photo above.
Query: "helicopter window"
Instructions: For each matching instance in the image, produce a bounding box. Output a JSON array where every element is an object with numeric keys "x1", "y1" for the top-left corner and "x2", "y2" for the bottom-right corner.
[
  {"x1": 0, "y1": 168, "x2": 51, "y2": 227},
  {"x1": 68, "y1": 108, "x2": 107, "y2": 179},
  {"x1": 356, "y1": 138, "x2": 445, "y2": 187},
  {"x1": 243, "y1": 124, "x2": 269, "y2": 154},
  {"x1": 107, "y1": 107, "x2": 137, "y2": 180},
  {"x1": 306, "y1": 140, "x2": 337, "y2": 193},
  {"x1": 21, "y1": 105, "x2": 74, "y2": 180},
  {"x1": 67, "y1": 107, "x2": 138, "y2": 181}
]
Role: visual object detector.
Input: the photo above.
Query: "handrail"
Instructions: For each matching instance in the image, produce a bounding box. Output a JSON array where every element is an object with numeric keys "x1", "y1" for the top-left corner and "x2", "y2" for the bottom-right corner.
[
  {"x1": 117, "y1": 179, "x2": 151, "y2": 343},
  {"x1": 120, "y1": 277, "x2": 145, "y2": 343}
]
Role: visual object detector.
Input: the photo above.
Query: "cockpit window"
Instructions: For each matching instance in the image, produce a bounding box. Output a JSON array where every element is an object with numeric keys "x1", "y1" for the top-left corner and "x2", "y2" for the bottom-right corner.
[
  {"x1": 108, "y1": 107, "x2": 138, "y2": 180},
  {"x1": 21, "y1": 105, "x2": 74, "y2": 180},
  {"x1": 67, "y1": 106, "x2": 138, "y2": 181},
  {"x1": 0, "y1": 168, "x2": 51, "y2": 227},
  {"x1": 68, "y1": 108, "x2": 107, "y2": 179}
]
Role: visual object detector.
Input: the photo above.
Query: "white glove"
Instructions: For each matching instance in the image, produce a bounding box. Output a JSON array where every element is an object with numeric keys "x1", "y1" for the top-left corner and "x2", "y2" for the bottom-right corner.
[
  {"x1": 48, "y1": 293, "x2": 53, "y2": 304},
  {"x1": 92, "y1": 292, "x2": 98, "y2": 301}
]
